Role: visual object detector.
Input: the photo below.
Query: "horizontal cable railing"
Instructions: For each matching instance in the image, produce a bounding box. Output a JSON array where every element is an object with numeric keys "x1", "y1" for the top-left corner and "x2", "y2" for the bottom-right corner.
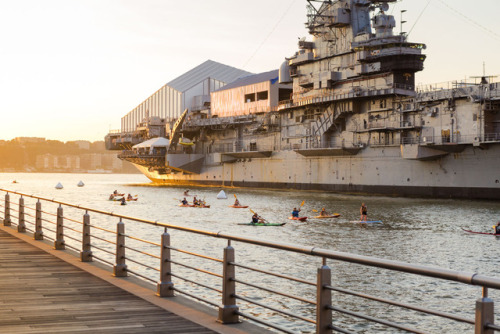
[
  {"x1": 232, "y1": 261, "x2": 316, "y2": 286},
  {"x1": 325, "y1": 284, "x2": 474, "y2": 325},
  {"x1": 170, "y1": 273, "x2": 222, "y2": 294},
  {"x1": 0, "y1": 189, "x2": 499, "y2": 333},
  {"x1": 235, "y1": 293, "x2": 316, "y2": 324}
]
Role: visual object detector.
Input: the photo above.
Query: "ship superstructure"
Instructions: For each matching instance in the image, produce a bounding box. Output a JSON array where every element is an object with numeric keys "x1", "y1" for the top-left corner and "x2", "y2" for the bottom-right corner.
[{"x1": 106, "y1": 0, "x2": 500, "y2": 199}]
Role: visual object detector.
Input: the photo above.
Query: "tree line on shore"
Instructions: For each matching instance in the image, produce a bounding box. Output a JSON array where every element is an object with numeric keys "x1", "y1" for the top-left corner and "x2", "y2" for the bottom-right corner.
[{"x1": 0, "y1": 139, "x2": 135, "y2": 173}]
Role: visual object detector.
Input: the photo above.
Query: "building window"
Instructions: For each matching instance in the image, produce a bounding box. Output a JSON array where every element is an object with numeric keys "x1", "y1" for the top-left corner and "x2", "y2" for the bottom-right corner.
[
  {"x1": 245, "y1": 93, "x2": 256, "y2": 103},
  {"x1": 257, "y1": 91, "x2": 268, "y2": 101}
]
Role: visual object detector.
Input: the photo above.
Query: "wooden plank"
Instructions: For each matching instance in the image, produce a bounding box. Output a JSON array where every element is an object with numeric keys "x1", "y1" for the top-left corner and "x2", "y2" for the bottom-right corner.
[{"x1": 0, "y1": 229, "x2": 217, "y2": 333}]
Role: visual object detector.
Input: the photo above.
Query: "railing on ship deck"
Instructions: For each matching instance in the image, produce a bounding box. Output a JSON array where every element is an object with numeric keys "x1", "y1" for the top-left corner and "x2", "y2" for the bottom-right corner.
[{"x1": 0, "y1": 189, "x2": 499, "y2": 334}]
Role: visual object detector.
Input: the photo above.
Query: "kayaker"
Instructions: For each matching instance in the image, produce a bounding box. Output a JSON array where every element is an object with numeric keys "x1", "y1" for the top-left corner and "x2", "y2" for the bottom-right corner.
[
  {"x1": 127, "y1": 193, "x2": 133, "y2": 200},
  {"x1": 495, "y1": 222, "x2": 500, "y2": 234},
  {"x1": 193, "y1": 196, "x2": 198, "y2": 206},
  {"x1": 109, "y1": 194, "x2": 115, "y2": 200},
  {"x1": 120, "y1": 197, "x2": 126, "y2": 205},
  {"x1": 251, "y1": 213, "x2": 260, "y2": 224},
  {"x1": 360, "y1": 203, "x2": 367, "y2": 221},
  {"x1": 291, "y1": 207, "x2": 300, "y2": 218},
  {"x1": 320, "y1": 208, "x2": 328, "y2": 217},
  {"x1": 234, "y1": 198, "x2": 241, "y2": 206},
  {"x1": 181, "y1": 198, "x2": 188, "y2": 205}
]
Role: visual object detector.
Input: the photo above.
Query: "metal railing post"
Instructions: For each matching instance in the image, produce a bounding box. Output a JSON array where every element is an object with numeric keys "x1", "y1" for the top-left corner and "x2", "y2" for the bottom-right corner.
[
  {"x1": 54, "y1": 205, "x2": 65, "y2": 250},
  {"x1": 218, "y1": 240, "x2": 239, "y2": 324},
  {"x1": 157, "y1": 227, "x2": 174, "y2": 297},
  {"x1": 17, "y1": 196, "x2": 26, "y2": 232},
  {"x1": 113, "y1": 219, "x2": 127, "y2": 277},
  {"x1": 80, "y1": 211, "x2": 92, "y2": 262},
  {"x1": 475, "y1": 287, "x2": 494, "y2": 334},
  {"x1": 34, "y1": 200, "x2": 43, "y2": 240},
  {"x1": 4, "y1": 193, "x2": 11, "y2": 226},
  {"x1": 317, "y1": 258, "x2": 332, "y2": 334}
]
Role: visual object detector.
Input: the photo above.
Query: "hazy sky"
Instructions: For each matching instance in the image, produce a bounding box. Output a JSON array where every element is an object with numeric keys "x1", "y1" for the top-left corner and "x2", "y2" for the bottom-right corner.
[{"x1": 0, "y1": 0, "x2": 499, "y2": 142}]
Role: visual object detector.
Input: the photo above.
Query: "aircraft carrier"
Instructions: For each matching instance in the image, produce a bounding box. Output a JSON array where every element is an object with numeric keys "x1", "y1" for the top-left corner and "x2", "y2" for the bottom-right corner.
[{"x1": 106, "y1": 0, "x2": 500, "y2": 199}]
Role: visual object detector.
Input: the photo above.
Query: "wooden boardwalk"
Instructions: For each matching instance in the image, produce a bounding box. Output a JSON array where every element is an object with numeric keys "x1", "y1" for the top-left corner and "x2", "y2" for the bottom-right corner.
[{"x1": 0, "y1": 227, "x2": 258, "y2": 334}]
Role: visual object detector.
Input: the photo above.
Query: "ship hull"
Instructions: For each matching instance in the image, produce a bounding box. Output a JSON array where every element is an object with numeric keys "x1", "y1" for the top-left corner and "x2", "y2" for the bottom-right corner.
[{"x1": 133, "y1": 144, "x2": 500, "y2": 199}]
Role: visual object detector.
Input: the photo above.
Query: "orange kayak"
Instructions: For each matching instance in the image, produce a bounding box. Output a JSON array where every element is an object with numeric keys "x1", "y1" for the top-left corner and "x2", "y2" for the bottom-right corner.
[
  {"x1": 229, "y1": 205, "x2": 249, "y2": 208},
  {"x1": 288, "y1": 216, "x2": 307, "y2": 221}
]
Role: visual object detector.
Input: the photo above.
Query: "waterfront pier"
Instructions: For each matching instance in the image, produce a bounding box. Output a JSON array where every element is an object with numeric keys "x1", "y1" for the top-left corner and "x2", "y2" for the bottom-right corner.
[
  {"x1": 0, "y1": 226, "x2": 258, "y2": 334},
  {"x1": 1, "y1": 188, "x2": 500, "y2": 333}
]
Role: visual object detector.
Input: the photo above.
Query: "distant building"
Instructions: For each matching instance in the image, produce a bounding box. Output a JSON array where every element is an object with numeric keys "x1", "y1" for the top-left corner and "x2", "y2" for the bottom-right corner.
[
  {"x1": 120, "y1": 60, "x2": 252, "y2": 133},
  {"x1": 62, "y1": 155, "x2": 80, "y2": 170},
  {"x1": 211, "y1": 69, "x2": 292, "y2": 118},
  {"x1": 35, "y1": 154, "x2": 81, "y2": 172},
  {"x1": 68, "y1": 140, "x2": 91, "y2": 150},
  {"x1": 36, "y1": 154, "x2": 54, "y2": 170},
  {"x1": 89, "y1": 153, "x2": 102, "y2": 170}
]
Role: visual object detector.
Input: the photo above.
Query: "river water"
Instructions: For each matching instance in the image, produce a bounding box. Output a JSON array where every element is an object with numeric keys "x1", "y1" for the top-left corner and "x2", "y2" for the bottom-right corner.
[{"x1": 1, "y1": 172, "x2": 499, "y2": 333}]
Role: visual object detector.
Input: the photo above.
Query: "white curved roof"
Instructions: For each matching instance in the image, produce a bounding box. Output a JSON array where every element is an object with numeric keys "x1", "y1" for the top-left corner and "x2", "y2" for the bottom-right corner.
[
  {"x1": 133, "y1": 137, "x2": 170, "y2": 148},
  {"x1": 167, "y1": 60, "x2": 252, "y2": 93}
]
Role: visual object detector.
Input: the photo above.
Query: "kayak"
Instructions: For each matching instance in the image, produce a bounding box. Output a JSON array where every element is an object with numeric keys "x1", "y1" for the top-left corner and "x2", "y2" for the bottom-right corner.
[
  {"x1": 288, "y1": 216, "x2": 308, "y2": 221},
  {"x1": 179, "y1": 204, "x2": 210, "y2": 208},
  {"x1": 229, "y1": 205, "x2": 249, "y2": 208},
  {"x1": 126, "y1": 197, "x2": 138, "y2": 201},
  {"x1": 350, "y1": 220, "x2": 383, "y2": 224},
  {"x1": 238, "y1": 222, "x2": 286, "y2": 226},
  {"x1": 313, "y1": 214, "x2": 341, "y2": 219},
  {"x1": 462, "y1": 228, "x2": 500, "y2": 236}
]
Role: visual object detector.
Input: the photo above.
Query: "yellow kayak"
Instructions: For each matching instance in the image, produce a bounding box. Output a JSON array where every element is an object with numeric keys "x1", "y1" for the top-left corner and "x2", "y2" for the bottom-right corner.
[{"x1": 313, "y1": 214, "x2": 340, "y2": 219}]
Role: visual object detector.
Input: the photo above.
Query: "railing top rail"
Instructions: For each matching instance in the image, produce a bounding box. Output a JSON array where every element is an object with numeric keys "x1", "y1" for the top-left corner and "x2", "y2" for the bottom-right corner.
[{"x1": 2, "y1": 188, "x2": 500, "y2": 290}]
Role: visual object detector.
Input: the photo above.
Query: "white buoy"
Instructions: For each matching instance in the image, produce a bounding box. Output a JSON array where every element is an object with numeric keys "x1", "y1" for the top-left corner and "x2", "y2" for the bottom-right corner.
[
  {"x1": 216, "y1": 190, "x2": 227, "y2": 199},
  {"x1": 77, "y1": 181, "x2": 85, "y2": 187},
  {"x1": 55, "y1": 182, "x2": 63, "y2": 190}
]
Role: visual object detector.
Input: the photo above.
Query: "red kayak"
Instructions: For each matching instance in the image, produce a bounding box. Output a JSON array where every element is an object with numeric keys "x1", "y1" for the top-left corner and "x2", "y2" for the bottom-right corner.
[
  {"x1": 462, "y1": 228, "x2": 499, "y2": 236},
  {"x1": 288, "y1": 216, "x2": 308, "y2": 221},
  {"x1": 229, "y1": 205, "x2": 249, "y2": 208}
]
